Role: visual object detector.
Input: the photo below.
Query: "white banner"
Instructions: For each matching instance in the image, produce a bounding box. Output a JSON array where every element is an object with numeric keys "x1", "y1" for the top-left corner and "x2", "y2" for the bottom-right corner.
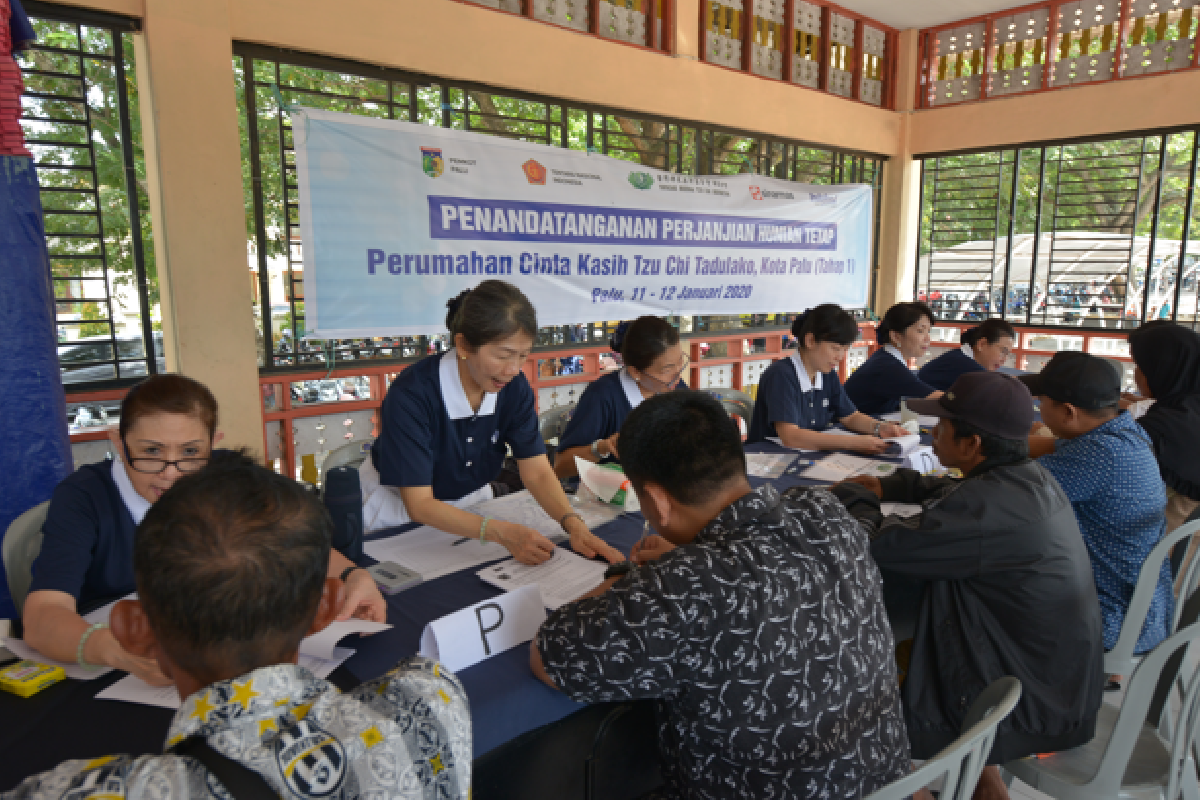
[{"x1": 293, "y1": 108, "x2": 874, "y2": 337}]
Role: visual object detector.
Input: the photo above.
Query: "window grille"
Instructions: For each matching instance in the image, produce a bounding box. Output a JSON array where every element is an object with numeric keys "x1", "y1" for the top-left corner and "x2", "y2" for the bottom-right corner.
[
  {"x1": 916, "y1": 129, "x2": 1200, "y2": 329},
  {"x1": 19, "y1": 2, "x2": 158, "y2": 389},
  {"x1": 235, "y1": 42, "x2": 886, "y2": 371}
]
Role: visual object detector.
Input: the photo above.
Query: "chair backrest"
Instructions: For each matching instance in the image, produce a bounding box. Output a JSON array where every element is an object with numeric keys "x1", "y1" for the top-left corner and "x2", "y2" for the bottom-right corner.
[
  {"x1": 863, "y1": 678, "x2": 1022, "y2": 800},
  {"x1": 321, "y1": 438, "x2": 374, "y2": 476},
  {"x1": 1106, "y1": 518, "x2": 1200, "y2": 675},
  {"x1": 1086, "y1": 620, "x2": 1200, "y2": 797},
  {"x1": 538, "y1": 404, "x2": 576, "y2": 446},
  {"x1": 3, "y1": 501, "x2": 50, "y2": 617},
  {"x1": 706, "y1": 388, "x2": 754, "y2": 431}
]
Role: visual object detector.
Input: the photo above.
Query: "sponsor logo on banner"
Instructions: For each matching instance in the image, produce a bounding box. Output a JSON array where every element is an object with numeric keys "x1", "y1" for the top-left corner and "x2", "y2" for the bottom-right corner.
[
  {"x1": 522, "y1": 159, "x2": 547, "y2": 185},
  {"x1": 810, "y1": 192, "x2": 837, "y2": 205},
  {"x1": 276, "y1": 719, "x2": 347, "y2": 797},
  {"x1": 421, "y1": 147, "x2": 444, "y2": 178},
  {"x1": 750, "y1": 186, "x2": 796, "y2": 200},
  {"x1": 628, "y1": 172, "x2": 654, "y2": 190}
]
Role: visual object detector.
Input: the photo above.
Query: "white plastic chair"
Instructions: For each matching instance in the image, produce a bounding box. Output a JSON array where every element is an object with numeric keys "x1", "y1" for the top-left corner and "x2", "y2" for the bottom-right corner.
[
  {"x1": 3, "y1": 501, "x2": 50, "y2": 617},
  {"x1": 1106, "y1": 519, "x2": 1200, "y2": 677},
  {"x1": 320, "y1": 438, "x2": 374, "y2": 476},
  {"x1": 1007, "y1": 621, "x2": 1200, "y2": 800},
  {"x1": 864, "y1": 677, "x2": 1023, "y2": 800},
  {"x1": 537, "y1": 403, "x2": 576, "y2": 447}
]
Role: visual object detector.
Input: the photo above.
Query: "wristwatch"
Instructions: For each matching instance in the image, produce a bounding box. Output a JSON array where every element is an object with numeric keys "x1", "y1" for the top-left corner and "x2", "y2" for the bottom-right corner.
[
  {"x1": 340, "y1": 565, "x2": 364, "y2": 583},
  {"x1": 591, "y1": 439, "x2": 603, "y2": 457},
  {"x1": 603, "y1": 561, "x2": 633, "y2": 580}
]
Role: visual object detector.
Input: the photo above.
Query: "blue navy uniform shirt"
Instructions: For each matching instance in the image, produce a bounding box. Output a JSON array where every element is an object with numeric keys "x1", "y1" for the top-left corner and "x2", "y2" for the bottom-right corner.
[
  {"x1": 746, "y1": 353, "x2": 857, "y2": 443},
  {"x1": 557, "y1": 369, "x2": 686, "y2": 458},
  {"x1": 844, "y1": 346, "x2": 938, "y2": 416},
  {"x1": 1039, "y1": 411, "x2": 1172, "y2": 654},
  {"x1": 918, "y1": 346, "x2": 984, "y2": 391},
  {"x1": 371, "y1": 349, "x2": 546, "y2": 501}
]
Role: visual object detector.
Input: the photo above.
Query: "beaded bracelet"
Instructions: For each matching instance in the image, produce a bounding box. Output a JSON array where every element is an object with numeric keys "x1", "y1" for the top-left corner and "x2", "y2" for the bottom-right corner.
[
  {"x1": 77, "y1": 622, "x2": 109, "y2": 669},
  {"x1": 479, "y1": 515, "x2": 492, "y2": 544},
  {"x1": 559, "y1": 511, "x2": 584, "y2": 531}
]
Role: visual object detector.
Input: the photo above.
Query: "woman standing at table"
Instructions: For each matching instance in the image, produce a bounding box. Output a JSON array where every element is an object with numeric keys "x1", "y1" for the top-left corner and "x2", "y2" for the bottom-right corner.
[
  {"x1": 918, "y1": 317, "x2": 1016, "y2": 391},
  {"x1": 746, "y1": 304, "x2": 906, "y2": 452},
  {"x1": 844, "y1": 301, "x2": 942, "y2": 416},
  {"x1": 552, "y1": 316, "x2": 687, "y2": 480},
  {"x1": 22, "y1": 374, "x2": 386, "y2": 687},
  {"x1": 360, "y1": 279, "x2": 622, "y2": 565}
]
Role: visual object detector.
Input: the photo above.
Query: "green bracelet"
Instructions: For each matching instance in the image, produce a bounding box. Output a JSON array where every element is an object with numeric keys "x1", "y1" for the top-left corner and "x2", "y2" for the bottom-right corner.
[
  {"x1": 480, "y1": 515, "x2": 492, "y2": 544},
  {"x1": 77, "y1": 622, "x2": 109, "y2": 670}
]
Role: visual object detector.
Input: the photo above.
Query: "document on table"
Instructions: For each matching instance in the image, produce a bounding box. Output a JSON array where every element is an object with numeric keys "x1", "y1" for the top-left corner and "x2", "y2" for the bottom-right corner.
[
  {"x1": 745, "y1": 452, "x2": 798, "y2": 478},
  {"x1": 881, "y1": 411, "x2": 940, "y2": 428},
  {"x1": 801, "y1": 454, "x2": 898, "y2": 484},
  {"x1": 882, "y1": 434, "x2": 922, "y2": 457},
  {"x1": 0, "y1": 637, "x2": 113, "y2": 680},
  {"x1": 364, "y1": 525, "x2": 510, "y2": 580},
  {"x1": 95, "y1": 648, "x2": 355, "y2": 710},
  {"x1": 881, "y1": 502, "x2": 923, "y2": 518},
  {"x1": 478, "y1": 548, "x2": 609, "y2": 610},
  {"x1": 469, "y1": 490, "x2": 622, "y2": 540}
]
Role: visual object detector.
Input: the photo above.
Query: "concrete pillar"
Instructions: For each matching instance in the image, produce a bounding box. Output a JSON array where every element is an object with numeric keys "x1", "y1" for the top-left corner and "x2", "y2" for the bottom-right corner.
[
  {"x1": 137, "y1": 0, "x2": 263, "y2": 452},
  {"x1": 874, "y1": 28, "x2": 922, "y2": 311}
]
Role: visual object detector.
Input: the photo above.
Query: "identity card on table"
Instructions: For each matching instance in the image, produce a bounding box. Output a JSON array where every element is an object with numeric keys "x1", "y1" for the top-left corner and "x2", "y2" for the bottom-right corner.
[
  {"x1": 801, "y1": 454, "x2": 898, "y2": 484},
  {"x1": 478, "y1": 549, "x2": 609, "y2": 610}
]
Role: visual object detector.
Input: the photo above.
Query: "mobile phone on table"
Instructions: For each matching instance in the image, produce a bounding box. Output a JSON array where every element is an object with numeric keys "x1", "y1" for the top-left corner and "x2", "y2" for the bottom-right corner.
[{"x1": 367, "y1": 562, "x2": 422, "y2": 594}]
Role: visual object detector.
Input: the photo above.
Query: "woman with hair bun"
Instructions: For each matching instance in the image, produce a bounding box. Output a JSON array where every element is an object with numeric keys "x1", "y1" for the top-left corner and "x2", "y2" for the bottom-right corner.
[
  {"x1": 552, "y1": 316, "x2": 687, "y2": 480},
  {"x1": 361, "y1": 279, "x2": 621, "y2": 565},
  {"x1": 918, "y1": 318, "x2": 1016, "y2": 391},
  {"x1": 746, "y1": 304, "x2": 906, "y2": 452},
  {"x1": 844, "y1": 301, "x2": 942, "y2": 415}
]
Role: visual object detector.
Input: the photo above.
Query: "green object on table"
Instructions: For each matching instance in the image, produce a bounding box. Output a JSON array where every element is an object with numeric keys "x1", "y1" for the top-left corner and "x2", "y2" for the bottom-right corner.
[{"x1": 598, "y1": 462, "x2": 630, "y2": 507}]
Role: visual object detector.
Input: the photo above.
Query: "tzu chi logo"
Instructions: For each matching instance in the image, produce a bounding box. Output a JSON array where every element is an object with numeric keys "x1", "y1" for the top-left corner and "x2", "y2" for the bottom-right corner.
[
  {"x1": 521, "y1": 159, "x2": 547, "y2": 185},
  {"x1": 421, "y1": 147, "x2": 444, "y2": 178}
]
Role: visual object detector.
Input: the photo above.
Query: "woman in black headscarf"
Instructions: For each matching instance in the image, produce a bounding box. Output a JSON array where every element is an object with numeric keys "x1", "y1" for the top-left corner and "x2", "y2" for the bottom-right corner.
[{"x1": 1128, "y1": 321, "x2": 1200, "y2": 532}]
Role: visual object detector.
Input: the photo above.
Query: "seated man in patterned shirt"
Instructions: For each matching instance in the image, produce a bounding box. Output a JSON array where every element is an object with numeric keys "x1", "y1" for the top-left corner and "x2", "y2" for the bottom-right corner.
[
  {"x1": 4, "y1": 454, "x2": 471, "y2": 800},
  {"x1": 530, "y1": 391, "x2": 911, "y2": 799},
  {"x1": 1023, "y1": 352, "x2": 1173, "y2": 661}
]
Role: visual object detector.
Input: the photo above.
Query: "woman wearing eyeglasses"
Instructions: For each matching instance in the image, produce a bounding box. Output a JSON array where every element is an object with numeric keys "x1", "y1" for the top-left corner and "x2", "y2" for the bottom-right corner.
[
  {"x1": 360, "y1": 280, "x2": 622, "y2": 566},
  {"x1": 552, "y1": 316, "x2": 688, "y2": 480},
  {"x1": 917, "y1": 318, "x2": 1016, "y2": 391},
  {"x1": 22, "y1": 374, "x2": 386, "y2": 687}
]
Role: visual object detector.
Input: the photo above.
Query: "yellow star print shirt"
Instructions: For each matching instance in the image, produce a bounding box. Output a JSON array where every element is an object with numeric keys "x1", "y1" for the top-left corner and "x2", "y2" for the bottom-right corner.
[{"x1": 1, "y1": 657, "x2": 471, "y2": 800}]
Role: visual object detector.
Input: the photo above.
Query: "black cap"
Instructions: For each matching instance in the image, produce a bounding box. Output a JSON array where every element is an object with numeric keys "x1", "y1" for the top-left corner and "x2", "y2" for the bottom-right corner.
[
  {"x1": 906, "y1": 371, "x2": 1034, "y2": 440},
  {"x1": 1018, "y1": 352, "x2": 1121, "y2": 410}
]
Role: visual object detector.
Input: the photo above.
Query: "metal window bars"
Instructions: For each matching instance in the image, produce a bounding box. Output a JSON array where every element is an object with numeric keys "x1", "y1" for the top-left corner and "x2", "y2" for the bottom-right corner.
[
  {"x1": 915, "y1": 128, "x2": 1200, "y2": 330},
  {"x1": 235, "y1": 42, "x2": 887, "y2": 372},
  {"x1": 18, "y1": 2, "x2": 158, "y2": 391}
]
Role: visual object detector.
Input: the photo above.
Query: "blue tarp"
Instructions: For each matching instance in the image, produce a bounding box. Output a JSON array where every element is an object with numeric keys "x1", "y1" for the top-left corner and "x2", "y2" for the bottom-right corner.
[{"x1": 0, "y1": 155, "x2": 71, "y2": 619}]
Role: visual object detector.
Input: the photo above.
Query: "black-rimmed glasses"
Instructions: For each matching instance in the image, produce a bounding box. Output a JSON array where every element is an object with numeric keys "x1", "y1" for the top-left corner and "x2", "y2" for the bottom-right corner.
[{"x1": 123, "y1": 443, "x2": 210, "y2": 475}]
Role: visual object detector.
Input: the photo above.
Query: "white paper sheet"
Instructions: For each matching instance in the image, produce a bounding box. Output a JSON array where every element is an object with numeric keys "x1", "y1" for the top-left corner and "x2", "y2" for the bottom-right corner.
[
  {"x1": 364, "y1": 526, "x2": 511, "y2": 580},
  {"x1": 0, "y1": 637, "x2": 113, "y2": 680},
  {"x1": 745, "y1": 452, "x2": 798, "y2": 479},
  {"x1": 801, "y1": 454, "x2": 898, "y2": 484},
  {"x1": 299, "y1": 619, "x2": 390, "y2": 660},
  {"x1": 418, "y1": 585, "x2": 546, "y2": 672},
  {"x1": 882, "y1": 434, "x2": 922, "y2": 457},
  {"x1": 881, "y1": 411, "x2": 940, "y2": 427},
  {"x1": 881, "y1": 502, "x2": 923, "y2": 518},
  {"x1": 478, "y1": 548, "x2": 608, "y2": 610},
  {"x1": 468, "y1": 490, "x2": 621, "y2": 540},
  {"x1": 94, "y1": 648, "x2": 355, "y2": 710}
]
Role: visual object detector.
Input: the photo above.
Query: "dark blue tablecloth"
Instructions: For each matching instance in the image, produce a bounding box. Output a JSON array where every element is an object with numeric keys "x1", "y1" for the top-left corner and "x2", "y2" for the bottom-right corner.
[{"x1": 344, "y1": 441, "x2": 852, "y2": 757}]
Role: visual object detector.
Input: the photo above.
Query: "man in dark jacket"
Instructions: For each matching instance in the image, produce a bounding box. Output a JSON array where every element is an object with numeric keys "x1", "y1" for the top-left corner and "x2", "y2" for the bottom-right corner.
[{"x1": 831, "y1": 371, "x2": 1104, "y2": 800}]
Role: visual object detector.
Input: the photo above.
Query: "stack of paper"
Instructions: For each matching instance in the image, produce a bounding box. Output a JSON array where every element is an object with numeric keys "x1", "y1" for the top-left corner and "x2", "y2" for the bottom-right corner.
[
  {"x1": 801, "y1": 454, "x2": 898, "y2": 484},
  {"x1": 478, "y1": 549, "x2": 608, "y2": 610},
  {"x1": 364, "y1": 525, "x2": 510, "y2": 580}
]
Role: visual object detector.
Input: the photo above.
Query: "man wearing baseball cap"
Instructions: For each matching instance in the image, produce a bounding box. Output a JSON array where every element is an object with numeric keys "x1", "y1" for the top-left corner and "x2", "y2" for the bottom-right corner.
[
  {"x1": 1022, "y1": 352, "x2": 1172, "y2": 661},
  {"x1": 832, "y1": 371, "x2": 1104, "y2": 800}
]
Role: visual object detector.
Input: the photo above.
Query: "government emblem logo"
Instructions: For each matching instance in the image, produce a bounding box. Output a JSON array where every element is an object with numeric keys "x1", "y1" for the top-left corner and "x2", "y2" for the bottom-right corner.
[
  {"x1": 276, "y1": 719, "x2": 347, "y2": 797},
  {"x1": 628, "y1": 172, "x2": 654, "y2": 190},
  {"x1": 522, "y1": 159, "x2": 547, "y2": 185},
  {"x1": 421, "y1": 147, "x2": 444, "y2": 178}
]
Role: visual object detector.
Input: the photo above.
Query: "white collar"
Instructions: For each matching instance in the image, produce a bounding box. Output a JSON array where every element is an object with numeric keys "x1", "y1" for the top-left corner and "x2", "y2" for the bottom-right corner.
[
  {"x1": 618, "y1": 368, "x2": 645, "y2": 409},
  {"x1": 111, "y1": 454, "x2": 152, "y2": 525},
  {"x1": 884, "y1": 344, "x2": 907, "y2": 365},
  {"x1": 789, "y1": 353, "x2": 823, "y2": 392},
  {"x1": 960, "y1": 343, "x2": 975, "y2": 360},
  {"x1": 439, "y1": 348, "x2": 498, "y2": 420}
]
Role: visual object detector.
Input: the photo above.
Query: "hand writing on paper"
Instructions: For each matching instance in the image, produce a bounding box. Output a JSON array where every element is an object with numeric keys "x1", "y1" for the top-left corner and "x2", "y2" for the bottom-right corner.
[
  {"x1": 877, "y1": 422, "x2": 908, "y2": 439},
  {"x1": 632, "y1": 534, "x2": 676, "y2": 564},
  {"x1": 495, "y1": 521, "x2": 557, "y2": 565},
  {"x1": 840, "y1": 474, "x2": 883, "y2": 498},
  {"x1": 338, "y1": 569, "x2": 388, "y2": 623}
]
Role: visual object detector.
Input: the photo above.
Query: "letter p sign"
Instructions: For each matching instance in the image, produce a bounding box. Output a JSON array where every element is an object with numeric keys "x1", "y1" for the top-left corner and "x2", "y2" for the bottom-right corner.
[{"x1": 475, "y1": 603, "x2": 505, "y2": 656}]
